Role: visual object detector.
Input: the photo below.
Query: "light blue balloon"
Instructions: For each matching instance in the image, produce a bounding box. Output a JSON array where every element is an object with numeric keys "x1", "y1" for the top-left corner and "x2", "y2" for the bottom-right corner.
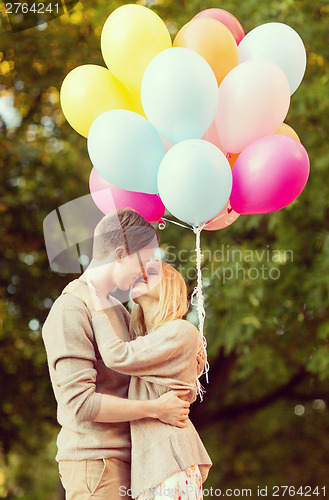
[
  {"x1": 141, "y1": 47, "x2": 218, "y2": 145},
  {"x1": 87, "y1": 109, "x2": 165, "y2": 194},
  {"x1": 158, "y1": 139, "x2": 233, "y2": 226}
]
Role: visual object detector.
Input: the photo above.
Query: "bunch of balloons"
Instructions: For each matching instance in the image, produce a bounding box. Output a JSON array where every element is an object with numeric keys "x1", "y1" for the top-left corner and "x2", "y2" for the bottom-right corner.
[{"x1": 60, "y1": 4, "x2": 310, "y2": 229}]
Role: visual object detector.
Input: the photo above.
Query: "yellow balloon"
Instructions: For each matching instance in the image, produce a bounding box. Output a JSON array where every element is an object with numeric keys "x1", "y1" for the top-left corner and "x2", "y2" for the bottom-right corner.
[
  {"x1": 127, "y1": 89, "x2": 146, "y2": 118},
  {"x1": 60, "y1": 64, "x2": 132, "y2": 137},
  {"x1": 275, "y1": 123, "x2": 301, "y2": 142},
  {"x1": 101, "y1": 4, "x2": 172, "y2": 91}
]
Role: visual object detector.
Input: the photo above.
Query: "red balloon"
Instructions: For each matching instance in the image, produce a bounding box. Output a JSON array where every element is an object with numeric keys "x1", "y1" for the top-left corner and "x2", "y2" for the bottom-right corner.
[
  {"x1": 193, "y1": 8, "x2": 245, "y2": 45},
  {"x1": 204, "y1": 200, "x2": 240, "y2": 230}
]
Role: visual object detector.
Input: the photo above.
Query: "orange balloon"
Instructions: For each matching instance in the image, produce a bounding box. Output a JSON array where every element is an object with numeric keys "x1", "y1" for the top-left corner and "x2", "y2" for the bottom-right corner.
[
  {"x1": 227, "y1": 152, "x2": 240, "y2": 169},
  {"x1": 173, "y1": 18, "x2": 238, "y2": 85},
  {"x1": 275, "y1": 123, "x2": 300, "y2": 142},
  {"x1": 204, "y1": 200, "x2": 240, "y2": 230}
]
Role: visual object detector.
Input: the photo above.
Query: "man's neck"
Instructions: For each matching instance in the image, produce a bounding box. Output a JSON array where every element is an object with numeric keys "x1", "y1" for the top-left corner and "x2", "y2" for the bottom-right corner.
[{"x1": 82, "y1": 260, "x2": 116, "y2": 298}]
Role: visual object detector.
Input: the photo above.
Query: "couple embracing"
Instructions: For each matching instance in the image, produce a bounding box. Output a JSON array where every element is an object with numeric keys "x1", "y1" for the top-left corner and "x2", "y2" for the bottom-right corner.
[{"x1": 42, "y1": 208, "x2": 212, "y2": 499}]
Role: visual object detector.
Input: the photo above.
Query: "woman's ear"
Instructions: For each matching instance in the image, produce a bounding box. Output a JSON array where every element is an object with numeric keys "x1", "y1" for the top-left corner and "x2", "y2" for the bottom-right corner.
[{"x1": 114, "y1": 246, "x2": 125, "y2": 262}]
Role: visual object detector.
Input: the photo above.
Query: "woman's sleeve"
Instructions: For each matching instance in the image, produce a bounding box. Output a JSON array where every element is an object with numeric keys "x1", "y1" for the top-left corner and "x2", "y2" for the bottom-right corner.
[{"x1": 91, "y1": 314, "x2": 198, "y2": 377}]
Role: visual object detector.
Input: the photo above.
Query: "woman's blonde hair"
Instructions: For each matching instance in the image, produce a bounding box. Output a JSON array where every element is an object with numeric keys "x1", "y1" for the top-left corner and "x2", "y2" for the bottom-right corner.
[{"x1": 130, "y1": 261, "x2": 189, "y2": 338}]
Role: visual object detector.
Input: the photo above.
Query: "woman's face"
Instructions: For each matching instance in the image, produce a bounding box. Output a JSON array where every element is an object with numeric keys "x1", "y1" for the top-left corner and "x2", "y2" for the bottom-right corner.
[{"x1": 130, "y1": 261, "x2": 162, "y2": 303}]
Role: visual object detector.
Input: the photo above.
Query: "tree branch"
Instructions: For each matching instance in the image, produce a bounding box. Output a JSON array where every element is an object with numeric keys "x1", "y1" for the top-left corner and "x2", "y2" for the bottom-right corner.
[{"x1": 193, "y1": 366, "x2": 308, "y2": 429}]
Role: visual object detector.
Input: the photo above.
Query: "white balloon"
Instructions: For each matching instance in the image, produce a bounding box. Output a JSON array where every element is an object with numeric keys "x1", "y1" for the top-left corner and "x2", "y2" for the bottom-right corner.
[
  {"x1": 238, "y1": 22, "x2": 307, "y2": 95},
  {"x1": 141, "y1": 47, "x2": 218, "y2": 145},
  {"x1": 157, "y1": 139, "x2": 232, "y2": 226}
]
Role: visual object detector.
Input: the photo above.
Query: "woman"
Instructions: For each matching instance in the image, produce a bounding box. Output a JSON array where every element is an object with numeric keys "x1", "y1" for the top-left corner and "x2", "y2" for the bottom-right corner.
[{"x1": 84, "y1": 261, "x2": 212, "y2": 499}]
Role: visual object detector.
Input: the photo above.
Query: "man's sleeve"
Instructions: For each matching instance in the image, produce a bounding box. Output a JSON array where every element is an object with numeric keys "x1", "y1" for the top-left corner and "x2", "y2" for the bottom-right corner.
[{"x1": 42, "y1": 298, "x2": 102, "y2": 423}]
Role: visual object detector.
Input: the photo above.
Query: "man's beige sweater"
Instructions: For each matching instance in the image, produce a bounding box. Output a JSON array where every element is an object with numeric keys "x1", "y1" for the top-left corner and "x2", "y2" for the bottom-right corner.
[{"x1": 42, "y1": 279, "x2": 132, "y2": 463}]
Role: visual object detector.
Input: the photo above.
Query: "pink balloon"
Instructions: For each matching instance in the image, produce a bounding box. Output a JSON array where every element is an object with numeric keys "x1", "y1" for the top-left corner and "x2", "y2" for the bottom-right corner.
[
  {"x1": 193, "y1": 8, "x2": 245, "y2": 45},
  {"x1": 204, "y1": 200, "x2": 240, "y2": 230},
  {"x1": 160, "y1": 134, "x2": 172, "y2": 153},
  {"x1": 202, "y1": 119, "x2": 227, "y2": 154},
  {"x1": 216, "y1": 60, "x2": 291, "y2": 154},
  {"x1": 89, "y1": 168, "x2": 165, "y2": 222},
  {"x1": 230, "y1": 135, "x2": 310, "y2": 214}
]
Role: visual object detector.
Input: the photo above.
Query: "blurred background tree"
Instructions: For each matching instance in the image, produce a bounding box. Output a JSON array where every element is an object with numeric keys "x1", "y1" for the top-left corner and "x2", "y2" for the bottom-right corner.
[{"x1": 0, "y1": 0, "x2": 328, "y2": 498}]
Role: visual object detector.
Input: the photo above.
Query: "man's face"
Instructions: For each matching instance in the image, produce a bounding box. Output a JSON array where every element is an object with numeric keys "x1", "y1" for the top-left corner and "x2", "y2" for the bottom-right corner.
[{"x1": 113, "y1": 244, "x2": 160, "y2": 291}]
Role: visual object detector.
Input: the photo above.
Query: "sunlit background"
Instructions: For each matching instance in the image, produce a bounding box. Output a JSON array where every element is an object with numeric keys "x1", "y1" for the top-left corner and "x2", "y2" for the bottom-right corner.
[{"x1": 0, "y1": 0, "x2": 328, "y2": 498}]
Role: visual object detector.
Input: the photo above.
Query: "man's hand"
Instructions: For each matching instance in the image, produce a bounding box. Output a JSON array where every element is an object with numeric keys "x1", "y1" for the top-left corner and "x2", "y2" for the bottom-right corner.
[{"x1": 152, "y1": 390, "x2": 191, "y2": 428}]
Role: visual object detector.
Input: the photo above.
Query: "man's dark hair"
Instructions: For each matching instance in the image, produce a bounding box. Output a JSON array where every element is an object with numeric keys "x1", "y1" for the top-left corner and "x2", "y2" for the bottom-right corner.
[{"x1": 92, "y1": 208, "x2": 160, "y2": 261}]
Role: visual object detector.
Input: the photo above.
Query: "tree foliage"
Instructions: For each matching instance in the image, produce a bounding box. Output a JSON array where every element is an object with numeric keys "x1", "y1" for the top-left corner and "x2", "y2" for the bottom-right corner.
[{"x1": 0, "y1": 0, "x2": 328, "y2": 497}]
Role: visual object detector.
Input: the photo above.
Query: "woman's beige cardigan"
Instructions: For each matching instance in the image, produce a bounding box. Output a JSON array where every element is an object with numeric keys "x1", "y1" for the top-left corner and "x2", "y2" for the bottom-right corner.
[{"x1": 91, "y1": 310, "x2": 212, "y2": 497}]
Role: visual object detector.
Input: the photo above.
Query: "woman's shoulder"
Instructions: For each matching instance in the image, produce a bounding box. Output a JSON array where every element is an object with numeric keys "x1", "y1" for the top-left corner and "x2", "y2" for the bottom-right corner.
[
  {"x1": 172, "y1": 318, "x2": 198, "y2": 330},
  {"x1": 152, "y1": 318, "x2": 198, "y2": 337},
  {"x1": 166, "y1": 319, "x2": 200, "y2": 343}
]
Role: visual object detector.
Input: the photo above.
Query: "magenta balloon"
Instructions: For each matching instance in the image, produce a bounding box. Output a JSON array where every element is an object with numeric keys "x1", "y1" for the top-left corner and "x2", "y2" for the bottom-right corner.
[
  {"x1": 89, "y1": 168, "x2": 165, "y2": 222},
  {"x1": 193, "y1": 8, "x2": 245, "y2": 45},
  {"x1": 230, "y1": 135, "x2": 310, "y2": 214}
]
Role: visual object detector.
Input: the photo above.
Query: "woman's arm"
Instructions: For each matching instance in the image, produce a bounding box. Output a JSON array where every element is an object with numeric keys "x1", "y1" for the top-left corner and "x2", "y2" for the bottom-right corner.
[
  {"x1": 74, "y1": 277, "x2": 199, "y2": 379},
  {"x1": 91, "y1": 313, "x2": 198, "y2": 378}
]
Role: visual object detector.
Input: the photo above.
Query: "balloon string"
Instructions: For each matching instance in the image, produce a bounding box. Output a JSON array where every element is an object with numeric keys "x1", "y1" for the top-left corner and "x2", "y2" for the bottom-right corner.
[
  {"x1": 158, "y1": 217, "x2": 209, "y2": 400},
  {"x1": 160, "y1": 212, "x2": 235, "y2": 230},
  {"x1": 203, "y1": 212, "x2": 226, "y2": 227},
  {"x1": 158, "y1": 217, "x2": 194, "y2": 231},
  {"x1": 203, "y1": 206, "x2": 235, "y2": 228},
  {"x1": 191, "y1": 223, "x2": 209, "y2": 401}
]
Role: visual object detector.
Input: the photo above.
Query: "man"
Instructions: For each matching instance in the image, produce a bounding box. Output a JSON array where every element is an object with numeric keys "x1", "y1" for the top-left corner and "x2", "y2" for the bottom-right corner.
[{"x1": 42, "y1": 208, "x2": 204, "y2": 499}]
